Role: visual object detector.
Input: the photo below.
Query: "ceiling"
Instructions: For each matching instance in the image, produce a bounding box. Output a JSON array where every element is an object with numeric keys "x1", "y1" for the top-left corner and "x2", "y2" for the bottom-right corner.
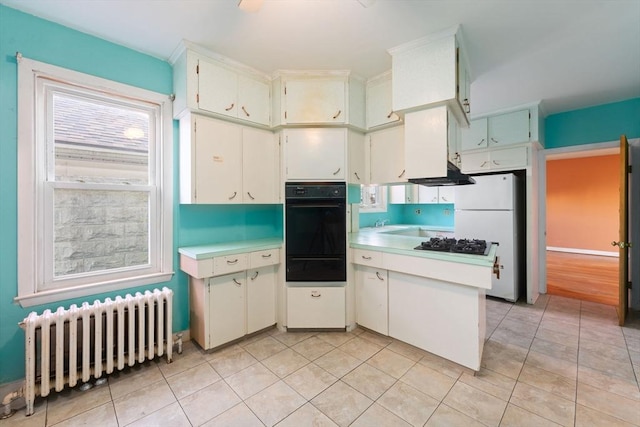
[{"x1": 2, "y1": 0, "x2": 639, "y2": 117}]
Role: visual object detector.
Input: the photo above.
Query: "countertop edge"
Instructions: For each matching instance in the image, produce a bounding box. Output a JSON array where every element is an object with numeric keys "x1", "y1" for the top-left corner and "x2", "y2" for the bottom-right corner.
[{"x1": 178, "y1": 238, "x2": 283, "y2": 259}]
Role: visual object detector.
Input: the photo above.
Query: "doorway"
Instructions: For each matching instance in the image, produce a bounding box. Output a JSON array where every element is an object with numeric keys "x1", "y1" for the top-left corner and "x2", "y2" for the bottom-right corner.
[{"x1": 545, "y1": 146, "x2": 620, "y2": 306}]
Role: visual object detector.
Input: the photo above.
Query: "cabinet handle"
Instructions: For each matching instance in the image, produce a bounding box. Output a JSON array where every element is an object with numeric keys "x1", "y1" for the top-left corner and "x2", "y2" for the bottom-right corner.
[
  {"x1": 477, "y1": 138, "x2": 485, "y2": 146},
  {"x1": 354, "y1": 172, "x2": 360, "y2": 181},
  {"x1": 233, "y1": 278, "x2": 242, "y2": 286},
  {"x1": 247, "y1": 192, "x2": 255, "y2": 200},
  {"x1": 386, "y1": 111, "x2": 394, "y2": 119},
  {"x1": 376, "y1": 272, "x2": 384, "y2": 281},
  {"x1": 491, "y1": 137, "x2": 499, "y2": 144},
  {"x1": 398, "y1": 169, "x2": 405, "y2": 178},
  {"x1": 228, "y1": 191, "x2": 237, "y2": 200},
  {"x1": 311, "y1": 292, "x2": 322, "y2": 298},
  {"x1": 480, "y1": 161, "x2": 488, "y2": 167},
  {"x1": 333, "y1": 168, "x2": 341, "y2": 176},
  {"x1": 441, "y1": 196, "x2": 449, "y2": 202},
  {"x1": 227, "y1": 259, "x2": 239, "y2": 265},
  {"x1": 332, "y1": 110, "x2": 342, "y2": 119},
  {"x1": 250, "y1": 271, "x2": 259, "y2": 280},
  {"x1": 261, "y1": 253, "x2": 272, "y2": 258},
  {"x1": 225, "y1": 103, "x2": 235, "y2": 111},
  {"x1": 492, "y1": 160, "x2": 501, "y2": 166},
  {"x1": 463, "y1": 99, "x2": 470, "y2": 114},
  {"x1": 241, "y1": 105, "x2": 250, "y2": 117},
  {"x1": 362, "y1": 255, "x2": 372, "y2": 260}
]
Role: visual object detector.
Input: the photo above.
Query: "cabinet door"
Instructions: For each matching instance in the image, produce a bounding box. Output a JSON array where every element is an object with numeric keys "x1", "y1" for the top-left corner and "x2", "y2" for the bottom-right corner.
[
  {"x1": 460, "y1": 151, "x2": 490, "y2": 174},
  {"x1": 238, "y1": 75, "x2": 270, "y2": 126},
  {"x1": 369, "y1": 126, "x2": 405, "y2": 184},
  {"x1": 243, "y1": 127, "x2": 278, "y2": 203},
  {"x1": 209, "y1": 273, "x2": 246, "y2": 348},
  {"x1": 355, "y1": 266, "x2": 388, "y2": 335},
  {"x1": 488, "y1": 110, "x2": 530, "y2": 147},
  {"x1": 198, "y1": 59, "x2": 237, "y2": 118},
  {"x1": 366, "y1": 77, "x2": 400, "y2": 129},
  {"x1": 417, "y1": 186, "x2": 439, "y2": 204},
  {"x1": 285, "y1": 128, "x2": 346, "y2": 180},
  {"x1": 247, "y1": 266, "x2": 277, "y2": 334},
  {"x1": 447, "y1": 110, "x2": 461, "y2": 166},
  {"x1": 460, "y1": 118, "x2": 488, "y2": 151},
  {"x1": 287, "y1": 287, "x2": 345, "y2": 328},
  {"x1": 194, "y1": 116, "x2": 243, "y2": 203},
  {"x1": 489, "y1": 146, "x2": 529, "y2": 170},
  {"x1": 438, "y1": 186, "x2": 455, "y2": 204},
  {"x1": 389, "y1": 184, "x2": 408, "y2": 204},
  {"x1": 284, "y1": 79, "x2": 346, "y2": 124},
  {"x1": 348, "y1": 131, "x2": 368, "y2": 185}
]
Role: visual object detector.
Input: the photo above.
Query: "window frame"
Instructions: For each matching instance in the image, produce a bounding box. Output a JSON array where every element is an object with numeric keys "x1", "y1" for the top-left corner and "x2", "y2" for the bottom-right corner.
[
  {"x1": 359, "y1": 184, "x2": 387, "y2": 213},
  {"x1": 16, "y1": 57, "x2": 174, "y2": 307}
]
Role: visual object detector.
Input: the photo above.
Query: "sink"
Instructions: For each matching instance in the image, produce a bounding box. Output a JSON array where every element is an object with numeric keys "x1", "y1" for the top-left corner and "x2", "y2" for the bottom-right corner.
[{"x1": 380, "y1": 227, "x2": 433, "y2": 238}]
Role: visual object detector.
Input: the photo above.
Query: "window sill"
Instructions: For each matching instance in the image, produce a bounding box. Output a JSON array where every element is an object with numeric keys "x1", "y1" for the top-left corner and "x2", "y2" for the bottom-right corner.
[{"x1": 15, "y1": 272, "x2": 175, "y2": 308}]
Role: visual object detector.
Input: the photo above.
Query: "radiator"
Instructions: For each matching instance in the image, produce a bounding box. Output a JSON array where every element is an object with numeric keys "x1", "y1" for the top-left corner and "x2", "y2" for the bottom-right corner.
[{"x1": 19, "y1": 287, "x2": 173, "y2": 416}]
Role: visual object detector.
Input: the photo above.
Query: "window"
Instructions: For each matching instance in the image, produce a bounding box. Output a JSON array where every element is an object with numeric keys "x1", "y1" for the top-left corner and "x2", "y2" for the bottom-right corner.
[
  {"x1": 17, "y1": 57, "x2": 173, "y2": 307},
  {"x1": 359, "y1": 184, "x2": 387, "y2": 213}
]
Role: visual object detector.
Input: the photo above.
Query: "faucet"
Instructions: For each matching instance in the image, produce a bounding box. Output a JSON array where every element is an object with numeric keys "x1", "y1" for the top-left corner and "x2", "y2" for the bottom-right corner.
[{"x1": 374, "y1": 219, "x2": 389, "y2": 228}]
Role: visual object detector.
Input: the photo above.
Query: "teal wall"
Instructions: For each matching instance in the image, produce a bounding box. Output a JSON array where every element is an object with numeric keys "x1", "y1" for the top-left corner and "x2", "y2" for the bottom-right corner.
[
  {"x1": 545, "y1": 98, "x2": 640, "y2": 149},
  {"x1": 0, "y1": 5, "x2": 281, "y2": 384},
  {"x1": 359, "y1": 203, "x2": 454, "y2": 228}
]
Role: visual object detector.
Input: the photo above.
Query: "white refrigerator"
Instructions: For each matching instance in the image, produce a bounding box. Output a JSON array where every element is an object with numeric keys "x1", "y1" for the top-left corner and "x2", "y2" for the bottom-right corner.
[{"x1": 454, "y1": 173, "x2": 521, "y2": 301}]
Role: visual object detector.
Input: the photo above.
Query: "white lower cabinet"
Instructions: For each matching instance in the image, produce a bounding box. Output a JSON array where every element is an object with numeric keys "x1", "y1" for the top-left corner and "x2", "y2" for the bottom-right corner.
[
  {"x1": 287, "y1": 287, "x2": 345, "y2": 328},
  {"x1": 355, "y1": 266, "x2": 388, "y2": 335},
  {"x1": 188, "y1": 248, "x2": 279, "y2": 350}
]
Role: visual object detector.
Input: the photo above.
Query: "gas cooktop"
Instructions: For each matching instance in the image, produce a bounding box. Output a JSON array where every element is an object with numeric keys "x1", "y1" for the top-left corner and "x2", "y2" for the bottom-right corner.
[{"x1": 414, "y1": 238, "x2": 491, "y2": 256}]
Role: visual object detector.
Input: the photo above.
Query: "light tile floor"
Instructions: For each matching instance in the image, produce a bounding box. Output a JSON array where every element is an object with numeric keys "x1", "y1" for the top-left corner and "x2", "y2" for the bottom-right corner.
[{"x1": 2, "y1": 295, "x2": 639, "y2": 426}]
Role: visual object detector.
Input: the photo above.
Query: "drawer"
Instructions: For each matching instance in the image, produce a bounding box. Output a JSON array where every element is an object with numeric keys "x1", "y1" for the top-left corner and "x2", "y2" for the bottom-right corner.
[
  {"x1": 213, "y1": 253, "x2": 249, "y2": 276},
  {"x1": 180, "y1": 254, "x2": 214, "y2": 279},
  {"x1": 490, "y1": 146, "x2": 528, "y2": 169},
  {"x1": 287, "y1": 287, "x2": 345, "y2": 328},
  {"x1": 352, "y1": 249, "x2": 383, "y2": 268},
  {"x1": 250, "y1": 248, "x2": 280, "y2": 268}
]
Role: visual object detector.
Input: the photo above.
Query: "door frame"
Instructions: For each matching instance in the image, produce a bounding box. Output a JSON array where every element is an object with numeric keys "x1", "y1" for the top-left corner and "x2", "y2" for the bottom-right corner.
[{"x1": 541, "y1": 139, "x2": 620, "y2": 298}]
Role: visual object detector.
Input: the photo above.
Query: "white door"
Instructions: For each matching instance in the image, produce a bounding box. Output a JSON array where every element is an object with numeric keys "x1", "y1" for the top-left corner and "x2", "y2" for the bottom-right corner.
[
  {"x1": 198, "y1": 59, "x2": 237, "y2": 118},
  {"x1": 455, "y1": 210, "x2": 518, "y2": 301},
  {"x1": 284, "y1": 79, "x2": 346, "y2": 124},
  {"x1": 243, "y1": 127, "x2": 277, "y2": 203},
  {"x1": 194, "y1": 116, "x2": 242, "y2": 203},
  {"x1": 238, "y1": 75, "x2": 270, "y2": 126},
  {"x1": 247, "y1": 266, "x2": 276, "y2": 334},
  {"x1": 455, "y1": 174, "x2": 515, "y2": 210},
  {"x1": 356, "y1": 266, "x2": 388, "y2": 335},
  {"x1": 209, "y1": 274, "x2": 246, "y2": 348},
  {"x1": 369, "y1": 126, "x2": 405, "y2": 184},
  {"x1": 285, "y1": 128, "x2": 346, "y2": 180}
]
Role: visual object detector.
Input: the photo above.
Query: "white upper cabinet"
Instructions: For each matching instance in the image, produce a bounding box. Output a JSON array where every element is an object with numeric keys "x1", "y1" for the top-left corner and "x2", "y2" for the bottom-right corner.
[
  {"x1": 348, "y1": 130, "x2": 368, "y2": 185},
  {"x1": 284, "y1": 128, "x2": 346, "y2": 181},
  {"x1": 389, "y1": 184, "x2": 453, "y2": 204},
  {"x1": 272, "y1": 72, "x2": 366, "y2": 129},
  {"x1": 404, "y1": 106, "x2": 452, "y2": 181},
  {"x1": 179, "y1": 114, "x2": 278, "y2": 204},
  {"x1": 461, "y1": 109, "x2": 530, "y2": 152},
  {"x1": 366, "y1": 72, "x2": 401, "y2": 129},
  {"x1": 389, "y1": 26, "x2": 471, "y2": 127},
  {"x1": 369, "y1": 126, "x2": 406, "y2": 185},
  {"x1": 172, "y1": 47, "x2": 271, "y2": 127}
]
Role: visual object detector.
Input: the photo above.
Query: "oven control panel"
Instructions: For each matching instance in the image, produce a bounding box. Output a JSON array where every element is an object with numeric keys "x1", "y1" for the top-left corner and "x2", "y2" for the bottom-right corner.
[{"x1": 285, "y1": 182, "x2": 346, "y2": 199}]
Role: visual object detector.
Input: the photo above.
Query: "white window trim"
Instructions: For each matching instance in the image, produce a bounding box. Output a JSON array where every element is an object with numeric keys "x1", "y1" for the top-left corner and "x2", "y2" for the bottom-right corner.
[
  {"x1": 359, "y1": 184, "x2": 388, "y2": 213},
  {"x1": 16, "y1": 56, "x2": 174, "y2": 307}
]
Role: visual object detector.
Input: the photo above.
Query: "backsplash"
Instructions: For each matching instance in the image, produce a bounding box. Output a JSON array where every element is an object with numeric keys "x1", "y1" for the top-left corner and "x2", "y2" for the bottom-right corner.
[{"x1": 359, "y1": 203, "x2": 454, "y2": 228}]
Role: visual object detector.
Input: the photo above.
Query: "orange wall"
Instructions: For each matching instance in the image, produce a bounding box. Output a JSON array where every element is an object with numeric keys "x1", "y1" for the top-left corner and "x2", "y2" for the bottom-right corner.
[{"x1": 546, "y1": 155, "x2": 619, "y2": 252}]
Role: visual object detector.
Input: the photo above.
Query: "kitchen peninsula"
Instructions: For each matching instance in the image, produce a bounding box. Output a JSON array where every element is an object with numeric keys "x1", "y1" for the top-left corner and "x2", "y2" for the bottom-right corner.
[{"x1": 350, "y1": 226, "x2": 498, "y2": 371}]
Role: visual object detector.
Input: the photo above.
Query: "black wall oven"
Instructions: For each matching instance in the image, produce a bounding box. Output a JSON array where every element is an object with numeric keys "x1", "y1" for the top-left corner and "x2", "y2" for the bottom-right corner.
[{"x1": 285, "y1": 182, "x2": 347, "y2": 282}]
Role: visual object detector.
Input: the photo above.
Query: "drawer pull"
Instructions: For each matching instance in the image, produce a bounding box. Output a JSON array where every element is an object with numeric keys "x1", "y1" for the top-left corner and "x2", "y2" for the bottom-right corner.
[
  {"x1": 251, "y1": 271, "x2": 259, "y2": 280},
  {"x1": 477, "y1": 138, "x2": 485, "y2": 146},
  {"x1": 225, "y1": 103, "x2": 235, "y2": 111},
  {"x1": 332, "y1": 167, "x2": 341, "y2": 176},
  {"x1": 376, "y1": 272, "x2": 384, "y2": 281},
  {"x1": 386, "y1": 110, "x2": 394, "y2": 119},
  {"x1": 228, "y1": 191, "x2": 237, "y2": 200},
  {"x1": 480, "y1": 161, "x2": 488, "y2": 167},
  {"x1": 247, "y1": 192, "x2": 255, "y2": 200},
  {"x1": 261, "y1": 253, "x2": 272, "y2": 258},
  {"x1": 332, "y1": 110, "x2": 342, "y2": 119},
  {"x1": 241, "y1": 105, "x2": 250, "y2": 117},
  {"x1": 362, "y1": 256, "x2": 372, "y2": 260},
  {"x1": 233, "y1": 278, "x2": 242, "y2": 286},
  {"x1": 354, "y1": 172, "x2": 360, "y2": 181},
  {"x1": 227, "y1": 259, "x2": 239, "y2": 265},
  {"x1": 311, "y1": 291, "x2": 321, "y2": 298},
  {"x1": 491, "y1": 137, "x2": 499, "y2": 144},
  {"x1": 492, "y1": 160, "x2": 501, "y2": 166}
]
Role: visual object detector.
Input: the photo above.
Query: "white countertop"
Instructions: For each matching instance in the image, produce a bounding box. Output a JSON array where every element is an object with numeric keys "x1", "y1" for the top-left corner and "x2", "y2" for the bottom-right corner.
[
  {"x1": 178, "y1": 238, "x2": 282, "y2": 260},
  {"x1": 350, "y1": 226, "x2": 497, "y2": 268}
]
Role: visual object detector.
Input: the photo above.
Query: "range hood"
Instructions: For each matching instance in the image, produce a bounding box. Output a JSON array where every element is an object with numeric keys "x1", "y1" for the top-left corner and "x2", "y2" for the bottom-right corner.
[{"x1": 408, "y1": 161, "x2": 476, "y2": 187}]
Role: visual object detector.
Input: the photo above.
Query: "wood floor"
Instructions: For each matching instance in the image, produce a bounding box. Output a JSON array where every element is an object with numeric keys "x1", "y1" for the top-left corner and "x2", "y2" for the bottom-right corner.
[{"x1": 546, "y1": 251, "x2": 619, "y2": 306}]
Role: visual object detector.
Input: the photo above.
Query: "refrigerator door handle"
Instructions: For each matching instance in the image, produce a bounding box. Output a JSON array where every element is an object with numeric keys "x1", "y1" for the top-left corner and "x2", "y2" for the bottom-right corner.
[{"x1": 493, "y1": 256, "x2": 501, "y2": 279}]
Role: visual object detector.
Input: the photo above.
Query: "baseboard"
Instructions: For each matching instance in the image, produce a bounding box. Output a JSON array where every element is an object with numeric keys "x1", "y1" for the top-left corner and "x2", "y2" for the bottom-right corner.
[{"x1": 547, "y1": 246, "x2": 618, "y2": 257}]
